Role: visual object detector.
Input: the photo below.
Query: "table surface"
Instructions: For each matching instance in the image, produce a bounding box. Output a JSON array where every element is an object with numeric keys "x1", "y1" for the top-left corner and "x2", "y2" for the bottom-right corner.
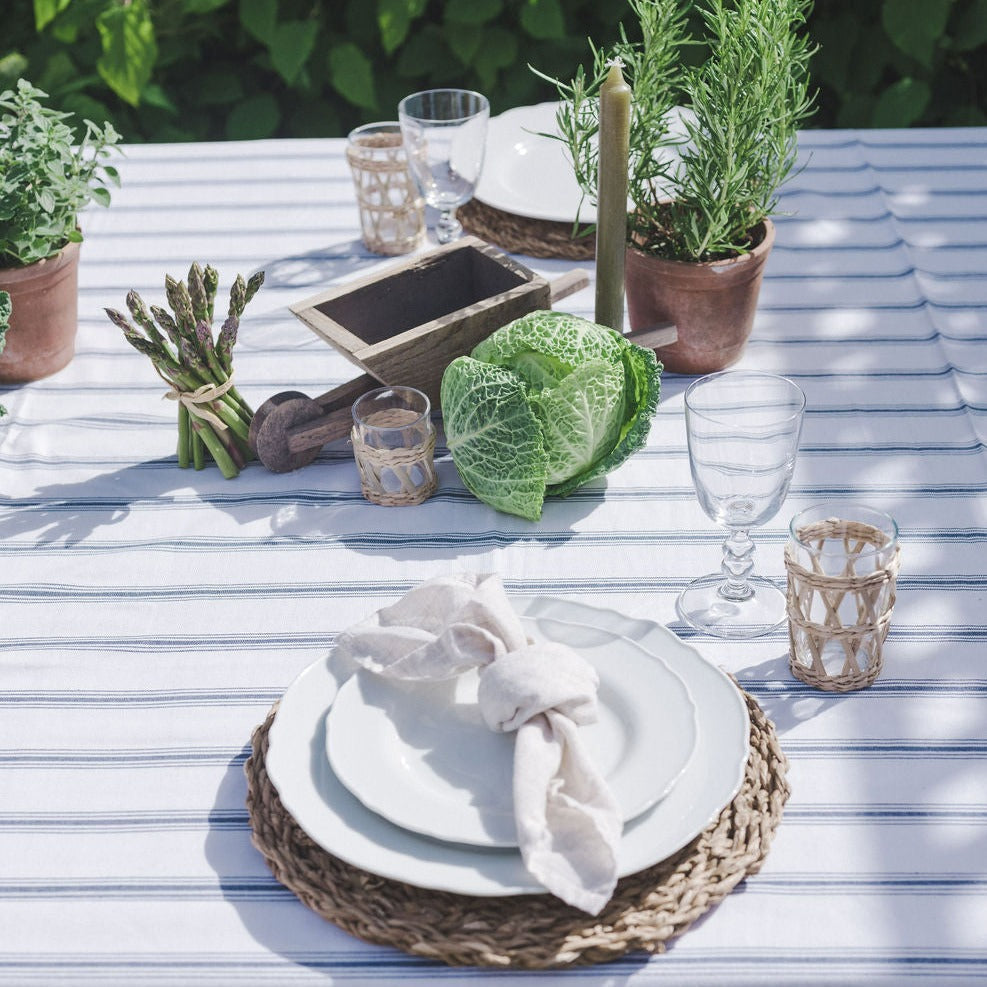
[{"x1": 2, "y1": 126, "x2": 986, "y2": 986}]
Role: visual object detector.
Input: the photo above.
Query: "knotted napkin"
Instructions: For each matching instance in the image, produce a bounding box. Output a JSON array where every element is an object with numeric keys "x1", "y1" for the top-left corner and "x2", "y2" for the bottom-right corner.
[{"x1": 331, "y1": 572, "x2": 622, "y2": 915}]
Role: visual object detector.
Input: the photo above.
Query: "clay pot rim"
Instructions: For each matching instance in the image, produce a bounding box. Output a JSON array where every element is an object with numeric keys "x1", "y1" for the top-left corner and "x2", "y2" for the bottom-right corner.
[
  {"x1": 0, "y1": 239, "x2": 81, "y2": 285},
  {"x1": 626, "y1": 217, "x2": 776, "y2": 271}
]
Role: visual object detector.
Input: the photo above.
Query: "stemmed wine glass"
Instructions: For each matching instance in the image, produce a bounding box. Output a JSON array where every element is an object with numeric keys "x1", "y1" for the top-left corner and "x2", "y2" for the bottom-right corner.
[
  {"x1": 677, "y1": 371, "x2": 806, "y2": 639},
  {"x1": 398, "y1": 89, "x2": 489, "y2": 244}
]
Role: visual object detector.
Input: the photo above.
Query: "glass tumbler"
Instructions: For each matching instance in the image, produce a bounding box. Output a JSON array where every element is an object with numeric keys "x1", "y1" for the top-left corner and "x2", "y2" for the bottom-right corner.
[
  {"x1": 351, "y1": 386, "x2": 437, "y2": 506},
  {"x1": 785, "y1": 502, "x2": 900, "y2": 691},
  {"x1": 346, "y1": 122, "x2": 425, "y2": 255}
]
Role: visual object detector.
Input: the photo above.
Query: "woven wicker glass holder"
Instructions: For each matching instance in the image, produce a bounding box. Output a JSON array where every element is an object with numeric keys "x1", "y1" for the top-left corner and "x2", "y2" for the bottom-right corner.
[
  {"x1": 347, "y1": 124, "x2": 425, "y2": 256},
  {"x1": 785, "y1": 519, "x2": 901, "y2": 692},
  {"x1": 351, "y1": 426, "x2": 437, "y2": 506},
  {"x1": 244, "y1": 687, "x2": 788, "y2": 969}
]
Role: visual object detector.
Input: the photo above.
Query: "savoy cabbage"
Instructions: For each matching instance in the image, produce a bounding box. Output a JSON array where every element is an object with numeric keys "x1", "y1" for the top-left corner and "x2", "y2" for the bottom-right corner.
[{"x1": 440, "y1": 311, "x2": 662, "y2": 520}]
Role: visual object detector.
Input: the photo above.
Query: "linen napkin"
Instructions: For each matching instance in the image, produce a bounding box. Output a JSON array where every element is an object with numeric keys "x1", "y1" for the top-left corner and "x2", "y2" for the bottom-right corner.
[{"x1": 332, "y1": 572, "x2": 622, "y2": 915}]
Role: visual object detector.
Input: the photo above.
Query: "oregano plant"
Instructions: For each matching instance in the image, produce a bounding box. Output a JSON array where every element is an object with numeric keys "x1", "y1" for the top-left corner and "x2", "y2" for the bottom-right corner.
[
  {"x1": 0, "y1": 79, "x2": 121, "y2": 268},
  {"x1": 0, "y1": 290, "x2": 9, "y2": 416}
]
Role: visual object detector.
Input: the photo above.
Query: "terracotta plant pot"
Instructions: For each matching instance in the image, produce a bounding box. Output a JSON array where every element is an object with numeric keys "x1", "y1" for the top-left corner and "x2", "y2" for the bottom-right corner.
[
  {"x1": 624, "y1": 219, "x2": 775, "y2": 374},
  {"x1": 0, "y1": 240, "x2": 81, "y2": 384}
]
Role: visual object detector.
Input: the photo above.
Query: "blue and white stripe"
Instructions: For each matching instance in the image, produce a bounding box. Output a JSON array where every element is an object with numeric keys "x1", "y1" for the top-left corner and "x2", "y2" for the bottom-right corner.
[{"x1": 1, "y1": 127, "x2": 985, "y2": 984}]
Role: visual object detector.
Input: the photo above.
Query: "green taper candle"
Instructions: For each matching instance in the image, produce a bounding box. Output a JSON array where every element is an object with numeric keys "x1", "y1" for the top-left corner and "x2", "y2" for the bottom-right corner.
[{"x1": 594, "y1": 59, "x2": 631, "y2": 332}]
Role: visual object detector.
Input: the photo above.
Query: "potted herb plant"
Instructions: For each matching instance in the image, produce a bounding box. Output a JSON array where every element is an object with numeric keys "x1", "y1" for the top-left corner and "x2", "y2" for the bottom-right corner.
[
  {"x1": 0, "y1": 290, "x2": 10, "y2": 416},
  {"x1": 540, "y1": 0, "x2": 814, "y2": 373},
  {"x1": 0, "y1": 80, "x2": 121, "y2": 383}
]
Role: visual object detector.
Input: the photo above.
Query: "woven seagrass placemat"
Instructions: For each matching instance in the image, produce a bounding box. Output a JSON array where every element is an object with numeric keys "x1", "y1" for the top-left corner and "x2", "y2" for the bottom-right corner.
[
  {"x1": 244, "y1": 687, "x2": 788, "y2": 968},
  {"x1": 459, "y1": 198, "x2": 596, "y2": 261}
]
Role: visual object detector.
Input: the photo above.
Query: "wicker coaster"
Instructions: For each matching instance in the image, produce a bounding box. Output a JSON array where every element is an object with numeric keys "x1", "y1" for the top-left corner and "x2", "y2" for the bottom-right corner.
[
  {"x1": 245, "y1": 687, "x2": 787, "y2": 968},
  {"x1": 459, "y1": 198, "x2": 596, "y2": 260}
]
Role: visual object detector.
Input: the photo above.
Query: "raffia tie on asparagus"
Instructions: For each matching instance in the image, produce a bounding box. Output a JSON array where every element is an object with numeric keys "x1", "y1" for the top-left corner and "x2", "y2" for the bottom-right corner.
[{"x1": 106, "y1": 263, "x2": 264, "y2": 478}]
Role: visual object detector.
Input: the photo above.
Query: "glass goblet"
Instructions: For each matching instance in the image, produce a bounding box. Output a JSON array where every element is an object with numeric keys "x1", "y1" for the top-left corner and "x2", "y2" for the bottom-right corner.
[
  {"x1": 677, "y1": 370, "x2": 806, "y2": 639},
  {"x1": 398, "y1": 89, "x2": 489, "y2": 244}
]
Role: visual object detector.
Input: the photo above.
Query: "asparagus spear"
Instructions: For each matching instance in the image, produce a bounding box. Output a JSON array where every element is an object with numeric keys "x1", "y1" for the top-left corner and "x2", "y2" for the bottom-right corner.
[{"x1": 105, "y1": 264, "x2": 265, "y2": 478}]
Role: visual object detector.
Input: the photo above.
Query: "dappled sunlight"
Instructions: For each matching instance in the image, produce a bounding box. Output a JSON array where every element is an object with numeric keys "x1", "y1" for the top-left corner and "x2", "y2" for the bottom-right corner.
[
  {"x1": 889, "y1": 186, "x2": 935, "y2": 210},
  {"x1": 782, "y1": 217, "x2": 858, "y2": 247}
]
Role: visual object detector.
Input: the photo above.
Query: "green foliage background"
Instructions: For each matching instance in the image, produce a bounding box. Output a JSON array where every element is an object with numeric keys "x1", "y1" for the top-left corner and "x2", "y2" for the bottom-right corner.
[{"x1": 3, "y1": 0, "x2": 985, "y2": 142}]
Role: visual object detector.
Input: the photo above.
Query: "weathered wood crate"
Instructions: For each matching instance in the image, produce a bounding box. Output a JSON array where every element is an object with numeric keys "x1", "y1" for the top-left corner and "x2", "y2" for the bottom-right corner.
[{"x1": 291, "y1": 236, "x2": 551, "y2": 407}]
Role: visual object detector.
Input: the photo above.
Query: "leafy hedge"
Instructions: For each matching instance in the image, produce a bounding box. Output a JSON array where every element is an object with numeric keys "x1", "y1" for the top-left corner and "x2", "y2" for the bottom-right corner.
[{"x1": 2, "y1": 0, "x2": 985, "y2": 142}]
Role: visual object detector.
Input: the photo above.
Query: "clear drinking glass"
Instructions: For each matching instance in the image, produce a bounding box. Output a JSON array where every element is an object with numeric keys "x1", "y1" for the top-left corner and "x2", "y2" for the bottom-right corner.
[
  {"x1": 351, "y1": 386, "x2": 437, "y2": 506},
  {"x1": 677, "y1": 371, "x2": 806, "y2": 638},
  {"x1": 398, "y1": 89, "x2": 489, "y2": 244}
]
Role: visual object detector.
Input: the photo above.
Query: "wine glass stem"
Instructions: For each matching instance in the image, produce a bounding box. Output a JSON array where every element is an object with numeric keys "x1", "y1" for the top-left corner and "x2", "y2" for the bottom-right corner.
[
  {"x1": 719, "y1": 528, "x2": 756, "y2": 601},
  {"x1": 435, "y1": 207, "x2": 462, "y2": 244}
]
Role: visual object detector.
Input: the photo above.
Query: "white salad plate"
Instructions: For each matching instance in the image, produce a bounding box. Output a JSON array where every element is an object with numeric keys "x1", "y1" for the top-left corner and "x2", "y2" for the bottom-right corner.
[
  {"x1": 475, "y1": 102, "x2": 593, "y2": 224},
  {"x1": 325, "y1": 625, "x2": 699, "y2": 848},
  {"x1": 266, "y1": 596, "x2": 750, "y2": 897},
  {"x1": 474, "y1": 102, "x2": 694, "y2": 225}
]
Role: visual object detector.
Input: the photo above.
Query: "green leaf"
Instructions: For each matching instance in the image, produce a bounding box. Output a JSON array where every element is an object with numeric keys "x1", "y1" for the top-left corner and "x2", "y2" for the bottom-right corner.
[
  {"x1": 328, "y1": 42, "x2": 377, "y2": 110},
  {"x1": 0, "y1": 52, "x2": 30, "y2": 82},
  {"x1": 196, "y1": 70, "x2": 245, "y2": 107},
  {"x1": 96, "y1": 0, "x2": 158, "y2": 107},
  {"x1": 847, "y1": 25, "x2": 892, "y2": 94},
  {"x1": 441, "y1": 356, "x2": 548, "y2": 521},
  {"x1": 0, "y1": 291, "x2": 11, "y2": 351},
  {"x1": 808, "y1": 13, "x2": 860, "y2": 95},
  {"x1": 531, "y1": 359, "x2": 625, "y2": 485},
  {"x1": 443, "y1": 23, "x2": 483, "y2": 65},
  {"x1": 269, "y1": 20, "x2": 319, "y2": 84},
  {"x1": 472, "y1": 26, "x2": 517, "y2": 88},
  {"x1": 395, "y1": 25, "x2": 447, "y2": 78},
  {"x1": 377, "y1": 0, "x2": 427, "y2": 54},
  {"x1": 881, "y1": 0, "x2": 954, "y2": 67},
  {"x1": 549, "y1": 341, "x2": 661, "y2": 498},
  {"x1": 950, "y1": 0, "x2": 987, "y2": 49},
  {"x1": 942, "y1": 103, "x2": 987, "y2": 125},
  {"x1": 184, "y1": 0, "x2": 231, "y2": 11},
  {"x1": 89, "y1": 186, "x2": 112, "y2": 207},
  {"x1": 238, "y1": 0, "x2": 277, "y2": 43},
  {"x1": 520, "y1": 0, "x2": 565, "y2": 40},
  {"x1": 872, "y1": 76, "x2": 931, "y2": 126},
  {"x1": 34, "y1": 0, "x2": 73, "y2": 31},
  {"x1": 225, "y1": 92, "x2": 280, "y2": 139},
  {"x1": 35, "y1": 50, "x2": 77, "y2": 91},
  {"x1": 444, "y1": 0, "x2": 502, "y2": 25},
  {"x1": 139, "y1": 83, "x2": 178, "y2": 113}
]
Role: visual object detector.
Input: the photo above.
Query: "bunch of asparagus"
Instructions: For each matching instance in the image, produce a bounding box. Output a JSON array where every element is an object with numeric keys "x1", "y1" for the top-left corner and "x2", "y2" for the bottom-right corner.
[{"x1": 106, "y1": 263, "x2": 264, "y2": 478}]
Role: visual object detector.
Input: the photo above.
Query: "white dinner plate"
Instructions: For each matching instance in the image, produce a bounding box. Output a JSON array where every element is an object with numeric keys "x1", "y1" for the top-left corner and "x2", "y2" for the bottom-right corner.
[
  {"x1": 325, "y1": 625, "x2": 698, "y2": 847},
  {"x1": 266, "y1": 596, "x2": 750, "y2": 897},
  {"x1": 474, "y1": 102, "x2": 694, "y2": 225}
]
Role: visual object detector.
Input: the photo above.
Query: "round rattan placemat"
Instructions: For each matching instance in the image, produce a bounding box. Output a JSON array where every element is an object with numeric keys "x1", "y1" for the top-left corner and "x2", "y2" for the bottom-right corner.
[
  {"x1": 459, "y1": 198, "x2": 596, "y2": 260},
  {"x1": 244, "y1": 687, "x2": 788, "y2": 968}
]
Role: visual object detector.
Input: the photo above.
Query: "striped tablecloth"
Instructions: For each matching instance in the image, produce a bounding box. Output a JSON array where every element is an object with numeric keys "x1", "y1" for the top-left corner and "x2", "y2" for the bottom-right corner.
[{"x1": 1, "y1": 128, "x2": 985, "y2": 985}]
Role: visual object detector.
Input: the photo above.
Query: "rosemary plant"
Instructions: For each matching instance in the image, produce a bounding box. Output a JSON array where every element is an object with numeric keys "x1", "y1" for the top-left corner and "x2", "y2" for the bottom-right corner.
[{"x1": 538, "y1": 0, "x2": 815, "y2": 262}]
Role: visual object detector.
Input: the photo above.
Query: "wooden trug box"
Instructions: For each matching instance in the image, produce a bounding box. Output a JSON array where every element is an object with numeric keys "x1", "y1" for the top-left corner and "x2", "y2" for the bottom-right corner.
[{"x1": 289, "y1": 236, "x2": 551, "y2": 406}]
